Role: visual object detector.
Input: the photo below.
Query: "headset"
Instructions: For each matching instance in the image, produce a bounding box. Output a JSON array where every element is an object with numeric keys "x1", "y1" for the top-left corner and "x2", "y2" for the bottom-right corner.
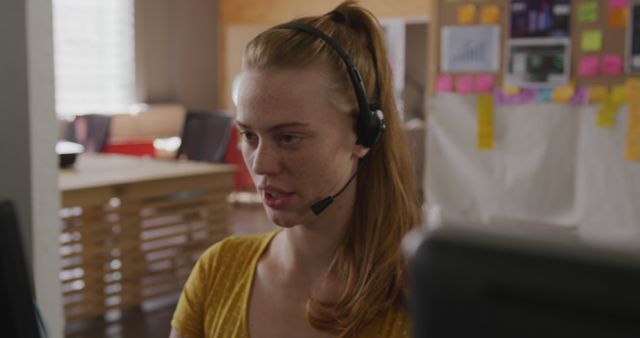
[
  {"x1": 273, "y1": 15, "x2": 387, "y2": 215},
  {"x1": 273, "y1": 20, "x2": 386, "y2": 148}
]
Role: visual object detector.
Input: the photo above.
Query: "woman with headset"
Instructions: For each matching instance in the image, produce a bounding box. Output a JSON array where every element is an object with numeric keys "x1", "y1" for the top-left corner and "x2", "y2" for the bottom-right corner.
[{"x1": 170, "y1": 1, "x2": 420, "y2": 337}]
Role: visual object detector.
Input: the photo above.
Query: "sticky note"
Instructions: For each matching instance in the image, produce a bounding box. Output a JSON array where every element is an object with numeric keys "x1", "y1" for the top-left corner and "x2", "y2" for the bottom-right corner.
[
  {"x1": 609, "y1": 0, "x2": 629, "y2": 9},
  {"x1": 627, "y1": 79, "x2": 640, "y2": 105},
  {"x1": 455, "y1": 75, "x2": 474, "y2": 94},
  {"x1": 578, "y1": 1, "x2": 599, "y2": 23},
  {"x1": 502, "y1": 85, "x2": 521, "y2": 95},
  {"x1": 475, "y1": 74, "x2": 495, "y2": 93},
  {"x1": 436, "y1": 74, "x2": 454, "y2": 93},
  {"x1": 601, "y1": 55, "x2": 623, "y2": 76},
  {"x1": 538, "y1": 87, "x2": 553, "y2": 102},
  {"x1": 625, "y1": 104, "x2": 640, "y2": 161},
  {"x1": 611, "y1": 84, "x2": 628, "y2": 105},
  {"x1": 595, "y1": 85, "x2": 628, "y2": 128},
  {"x1": 578, "y1": 56, "x2": 600, "y2": 77},
  {"x1": 588, "y1": 85, "x2": 609, "y2": 103},
  {"x1": 458, "y1": 4, "x2": 477, "y2": 24},
  {"x1": 480, "y1": 5, "x2": 500, "y2": 24},
  {"x1": 553, "y1": 85, "x2": 576, "y2": 103},
  {"x1": 581, "y1": 30, "x2": 603, "y2": 52},
  {"x1": 596, "y1": 95, "x2": 620, "y2": 128},
  {"x1": 608, "y1": 8, "x2": 629, "y2": 27},
  {"x1": 477, "y1": 94, "x2": 494, "y2": 150},
  {"x1": 572, "y1": 87, "x2": 590, "y2": 105}
]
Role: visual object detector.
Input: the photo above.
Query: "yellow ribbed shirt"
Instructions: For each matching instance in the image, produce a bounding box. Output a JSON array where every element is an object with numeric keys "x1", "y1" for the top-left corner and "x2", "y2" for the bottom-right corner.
[{"x1": 171, "y1": 231, "x2": 410, "y2": 338}]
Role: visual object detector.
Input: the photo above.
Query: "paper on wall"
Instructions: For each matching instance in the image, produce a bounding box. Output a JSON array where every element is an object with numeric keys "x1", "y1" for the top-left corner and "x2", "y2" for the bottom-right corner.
[
  {"x1": 505, "y1": 38, "x2": 571, "y2": 87},
  {"x1": 441, "y1": 25, "x2": 501, "y2": 73}
]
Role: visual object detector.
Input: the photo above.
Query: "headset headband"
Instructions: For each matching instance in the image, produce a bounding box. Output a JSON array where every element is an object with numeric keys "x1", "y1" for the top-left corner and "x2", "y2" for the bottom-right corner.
[{"x1": 273, "y1": 21, "x2": 385, "y2": 147}]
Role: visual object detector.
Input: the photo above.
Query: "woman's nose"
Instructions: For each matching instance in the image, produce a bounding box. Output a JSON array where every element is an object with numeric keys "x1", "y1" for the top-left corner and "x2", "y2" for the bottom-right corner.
[{"x1": 251, "y1": 142, "x2": 280, "y2": 176}]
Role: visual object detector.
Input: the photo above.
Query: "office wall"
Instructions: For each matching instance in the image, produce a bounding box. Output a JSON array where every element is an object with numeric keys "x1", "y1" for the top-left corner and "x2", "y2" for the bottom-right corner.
[
  {"x1": 428, "y1": 95, "x2": 640, "y2": 246},
  {"x1": 136, "y1": 0, "x2": 219, "y2": 111},
  {"x1": 427, "y1": 0, "x2": 640, "y2": 245},
  {"x1": 0, "y1": 0, "x2": 63, "y2": 336},
  {"x1": 218, "y1": 0, "x2": 436, "y2": 110}
]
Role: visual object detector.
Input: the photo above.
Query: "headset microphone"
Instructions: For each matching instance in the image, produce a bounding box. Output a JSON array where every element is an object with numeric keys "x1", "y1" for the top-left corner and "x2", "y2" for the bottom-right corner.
[{"x1": 310, "y1": 155, "x2": 368, "y2": 216}]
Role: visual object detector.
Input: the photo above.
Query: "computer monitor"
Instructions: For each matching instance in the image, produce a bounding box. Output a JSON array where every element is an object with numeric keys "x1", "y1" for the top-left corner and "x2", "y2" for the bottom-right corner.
[
  {"x1": 410, "y1": 224, "x2": 640, "y2": 338},
  {"x1": 0, "y1": 200, "x2": 42, "y2": 338}
]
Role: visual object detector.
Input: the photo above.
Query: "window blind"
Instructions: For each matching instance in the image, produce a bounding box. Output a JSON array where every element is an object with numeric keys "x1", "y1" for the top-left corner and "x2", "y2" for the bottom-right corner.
[{"x1": 52, "y1": 0, "x2": 135, "y2": 117}]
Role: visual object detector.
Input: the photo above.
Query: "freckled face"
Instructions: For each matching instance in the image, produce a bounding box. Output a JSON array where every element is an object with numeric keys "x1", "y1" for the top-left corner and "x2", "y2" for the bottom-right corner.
[{"x1": 235, "y1": 66, "x2": 363, "y2": 228}]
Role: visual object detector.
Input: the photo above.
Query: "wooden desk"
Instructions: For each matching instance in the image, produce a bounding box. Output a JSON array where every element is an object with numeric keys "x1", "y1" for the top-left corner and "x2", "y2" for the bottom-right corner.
[{"x1": 59, "y1": 154, "x2": 235, "y2": 322}]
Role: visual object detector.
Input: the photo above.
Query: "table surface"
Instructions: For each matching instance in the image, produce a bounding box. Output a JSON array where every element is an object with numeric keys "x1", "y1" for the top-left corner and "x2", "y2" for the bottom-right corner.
[{"x1": 59, "y1": 153, "x2": 236, "y2": 191}]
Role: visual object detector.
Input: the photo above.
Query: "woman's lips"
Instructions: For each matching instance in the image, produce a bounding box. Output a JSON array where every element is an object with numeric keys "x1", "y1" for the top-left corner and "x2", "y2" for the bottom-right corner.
[{"x1": 262, "y1": 189, "x2": 295, "y2": 209}]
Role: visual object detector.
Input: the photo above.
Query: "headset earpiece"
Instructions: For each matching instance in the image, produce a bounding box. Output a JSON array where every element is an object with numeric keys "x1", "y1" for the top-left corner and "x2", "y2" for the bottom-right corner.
[{"x1": 367, "y1": 106, "x2": 386, "y2": 147}]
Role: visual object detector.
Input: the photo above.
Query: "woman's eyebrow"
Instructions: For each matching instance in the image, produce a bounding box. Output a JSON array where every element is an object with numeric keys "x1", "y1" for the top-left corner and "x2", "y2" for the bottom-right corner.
[{"x1": 235, "y1": 121, "x2": 310, "y2": 132}]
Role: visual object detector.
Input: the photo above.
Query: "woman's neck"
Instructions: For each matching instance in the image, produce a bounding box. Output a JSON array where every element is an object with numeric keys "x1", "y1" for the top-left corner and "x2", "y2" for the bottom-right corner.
[{"x1": 273, "y1": 182, "x2": 356, "y2": 283}]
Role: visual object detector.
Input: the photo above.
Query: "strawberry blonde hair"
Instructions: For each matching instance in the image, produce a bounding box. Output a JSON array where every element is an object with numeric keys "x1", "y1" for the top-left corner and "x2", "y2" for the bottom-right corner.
[{"x1": 243, "y1": 1, "x2": 420, "y2": 336}]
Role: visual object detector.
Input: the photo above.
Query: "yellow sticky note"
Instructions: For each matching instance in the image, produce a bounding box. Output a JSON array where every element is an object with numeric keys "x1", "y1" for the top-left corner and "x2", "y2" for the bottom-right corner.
[
  {"x1": 480, "y1": 5, "x2": 500, "y2": 24},
  {"x1": 581, "y1": 30, "x2": 603, "y2": 52},
  {"x1": 626, "y1": 79, "x2": 640, "y2": 105},
  {"x1": 458, "y1": 4, "x2": 477, "y2": 24},
  {"x1": 553, "y1": 85, "x2": 575, "y2": 103},
  {"x1": 611, "y1": 84, "x2": 628, "y2": 105},
  {"x1": 477, "y1": 94, "x2": 494, "y2": 150},
  {"x1": 596, "y1": 85, "x2": 627, "y2": 127},
  {"x1": 589, "y1": 85, "x2": 609, "y2": 103},
  {"x1": 625, "y1": 104, "x2": 640, "y2": 161},
  {"x1": 596, "y1": 95, "x2": 620, "y2": 128},
  {"x1": 502, "y1": 85, "x2": 521, "y2": 95}
]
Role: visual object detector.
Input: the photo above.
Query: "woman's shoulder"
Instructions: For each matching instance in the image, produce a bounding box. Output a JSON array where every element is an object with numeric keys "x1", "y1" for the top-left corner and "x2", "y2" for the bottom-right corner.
[{"x1": 198, "y1": 230, "x2": 278, "y2": 267}]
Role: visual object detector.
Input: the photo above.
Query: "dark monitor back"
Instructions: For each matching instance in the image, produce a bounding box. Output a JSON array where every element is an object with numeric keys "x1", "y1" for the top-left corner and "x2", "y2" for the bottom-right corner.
[
  {"x1": 0, "y1": 200, "x2": 41, "y2": 338},
  {"x1": 410, "y1": 225, "x2": 640, "y2": 338}
]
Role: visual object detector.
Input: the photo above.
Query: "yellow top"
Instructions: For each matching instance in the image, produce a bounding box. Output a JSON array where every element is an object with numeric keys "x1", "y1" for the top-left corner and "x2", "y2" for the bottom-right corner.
[{"x1": 171, "y1": 231, "x2": 411, "y2": 338}]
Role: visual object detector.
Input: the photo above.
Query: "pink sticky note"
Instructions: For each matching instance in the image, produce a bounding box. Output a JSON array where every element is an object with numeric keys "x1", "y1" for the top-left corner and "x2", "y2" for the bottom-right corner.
[
  {"x1": 578, "y1": 56, "x2": 600, "y2": 77},
  {"x1": 475, "y1": 74, "x2": 495, "y2": 93},
  {"x1": 455, "y1": 75, "x2": 474, "y2": 94},
  {"x1": 436, "y1": 75, "x2": 453, "y2": 92},
  {"x1": 602, "y1": 55, "x2": 623, "y2": 76},
  {"x1": 608, "y1": 0, "x2": 629, "y2": 9}
]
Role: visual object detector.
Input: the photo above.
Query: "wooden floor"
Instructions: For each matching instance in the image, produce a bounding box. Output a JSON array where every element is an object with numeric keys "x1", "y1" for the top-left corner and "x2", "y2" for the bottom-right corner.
[{"x1": 65, "y1": 202, "x2": 274, "y2": 338}]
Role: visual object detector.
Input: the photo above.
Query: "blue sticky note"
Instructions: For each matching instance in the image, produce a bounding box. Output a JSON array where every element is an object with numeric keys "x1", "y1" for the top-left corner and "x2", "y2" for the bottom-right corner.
[{"x1": 538, "y1": 87, "x2": 553, "y2": 102}]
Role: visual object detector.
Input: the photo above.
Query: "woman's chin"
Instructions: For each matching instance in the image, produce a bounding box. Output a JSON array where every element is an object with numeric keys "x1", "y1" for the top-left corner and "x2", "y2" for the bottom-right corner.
[{"x1": 264, "y1": 207, "x2": 308, "y2": 228}]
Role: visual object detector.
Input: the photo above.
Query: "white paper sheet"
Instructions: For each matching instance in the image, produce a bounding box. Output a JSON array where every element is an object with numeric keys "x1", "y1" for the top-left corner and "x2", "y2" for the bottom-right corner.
[{"x1": 426, "y1": 95, "x2": 640, "y2": 246}]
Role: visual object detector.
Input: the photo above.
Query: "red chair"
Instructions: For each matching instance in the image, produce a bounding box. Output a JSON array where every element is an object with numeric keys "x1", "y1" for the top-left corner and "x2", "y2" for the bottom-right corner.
[
  {"x1": 224, "y1": 124, "x2": 255, "y2": 191},
  {"x1": 103, "y1": 138, "x2": 156, "y2": 157}
]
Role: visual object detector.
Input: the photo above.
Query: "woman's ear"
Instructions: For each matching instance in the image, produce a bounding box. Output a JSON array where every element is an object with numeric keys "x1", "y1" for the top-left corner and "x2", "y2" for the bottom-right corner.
[{"x1": 352, "y1": 144, "x2": 370, "y2": 159}]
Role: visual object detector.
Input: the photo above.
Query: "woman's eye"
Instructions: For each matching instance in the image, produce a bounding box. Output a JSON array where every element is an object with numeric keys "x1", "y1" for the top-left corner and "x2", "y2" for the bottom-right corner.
[
  {"x1": 240, "y1": 131, "x2": 257, "y2": 144},
  {"x1": 279, "y1": 134, "x2": 301, "y2": 145}
]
